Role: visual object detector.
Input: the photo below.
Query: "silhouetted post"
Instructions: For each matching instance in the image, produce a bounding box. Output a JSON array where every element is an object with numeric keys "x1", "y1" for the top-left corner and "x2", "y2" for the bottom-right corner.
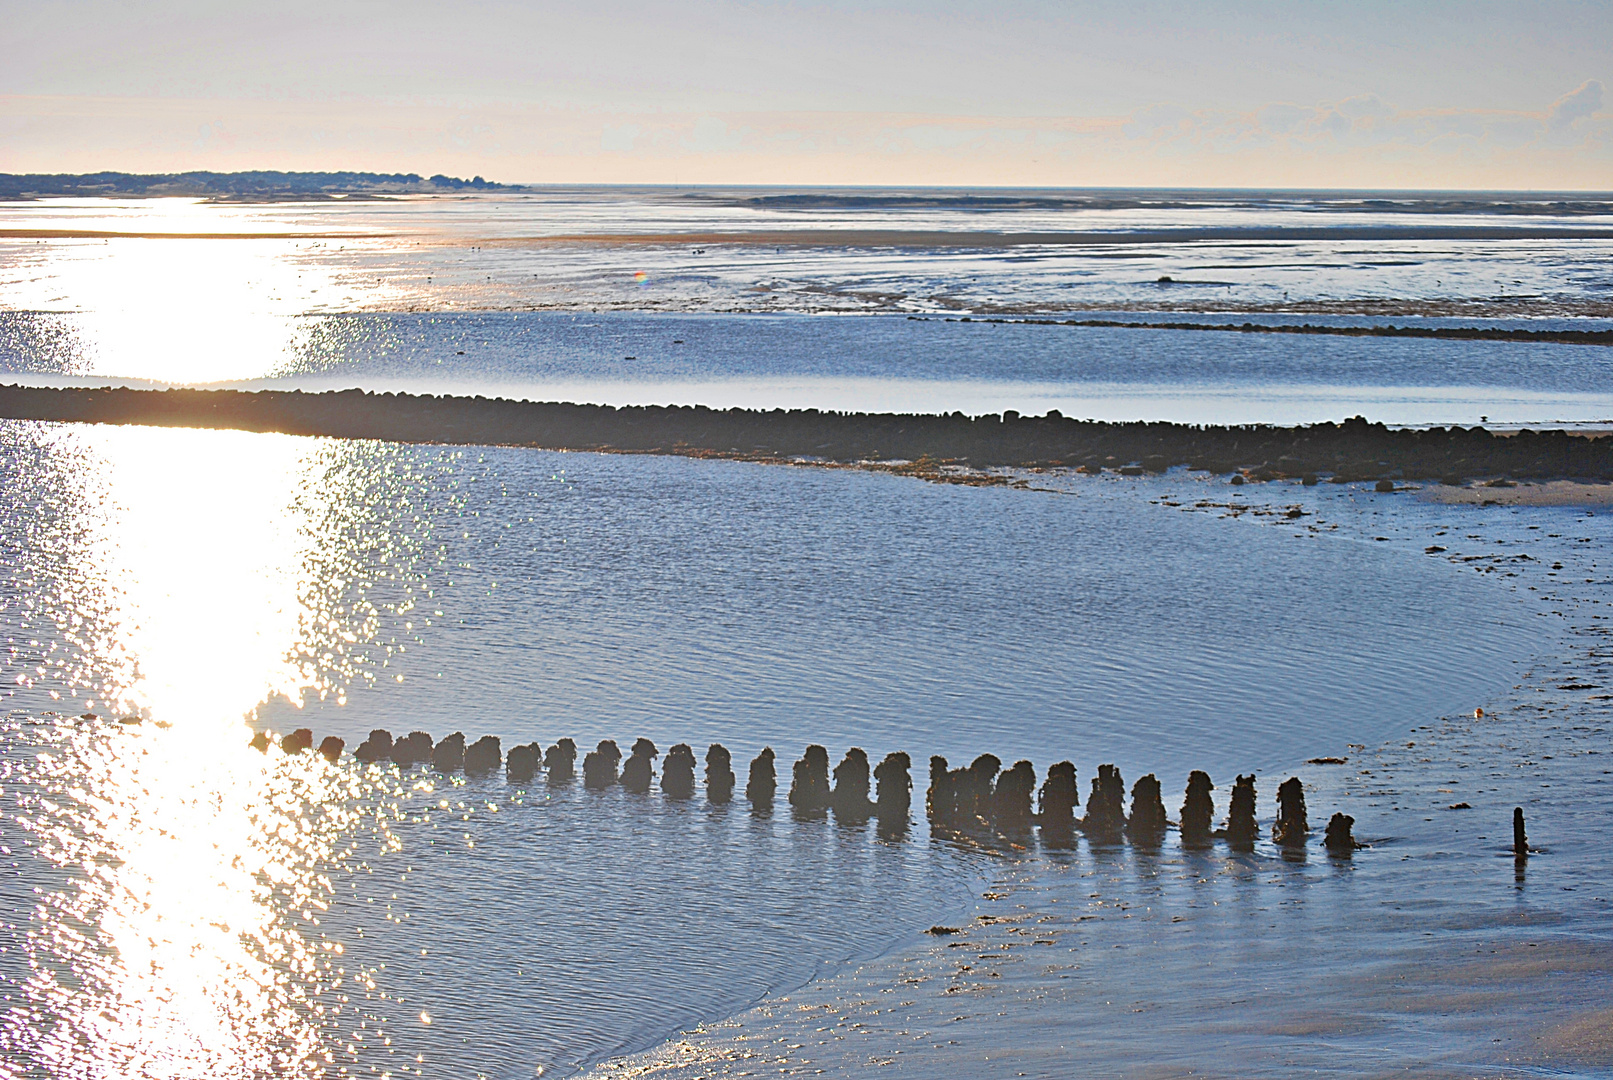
[
  {"x1": 1125, "y1": 773, "x2": 1167, "y2": 846},
  {"x1": 432, "y1": 732, "x2": 466, "y2": 773},
  {"x1": 1180, "y1": 771, "x2": 1215, "y2": 849},
  {"x1": 465, "y1": 735, "x2": 501, "y2": 774},
  {"x1": 249, "y1": 731, "x2": 271, "y2": 753},
  {"x1": 1083, "y1": 764, "x2": 1126, "y2": 843},
  {"x1": 960, "y1": 755, "x2": 1002, "y2": 824},
  {"x1": 831, "y1": 748, "x2": 873, "y2": 820},
  {"x1": 1513, "y1": 807, "x2": 1528, "y2": 858},
  {"x1": 662, "y1": 743, "x2": 696, "y2": 798},
  {"x1": 874, "y1": 752, "x2": 912, "y2": 824},
  {"x1": 583, "y1": 739, "x2": 621, "y2": 788},
  {"x1": 927, "y1": 756, "x2": 954, "y2": 825},
  {"x1": 353, "y1": 729, "x2": 392, "y2": 762},
  {"x1": 544, "y1": 738, "x2": 577, "y2": 782},
  {"x1": 1323, "y1": 812, "x2": 1358, "y2": 854},
  {"x1": 705, "y1": 744, "x2": 736, "y2": 803},
  {"x1": 994, "y1": 760, "x2": 1037, "y2": 830},
  {"x1": 789, "y1": 745, "x2": 831, "y2": 812},
  {"x1": 746, "y1": 747, "x2": 776, "y2": 806},
  {"x1": 1038, "y1": 761, "x2": 1079, "y2": 839},
  {"x1": 281, "y1": 728, "x2": 314, "y2": 754},
  {"x1": 318, "y1": 736, "x2": 345, "y2": 763},
  {"x1": 392, "y1": 731, "x2": 434, "y2": 767},
  {"x1": 506, "y1": 742, "x2": 539, "y2": 783},
  {"x1": 1272, "y1": 777, "x2": 1308, "y2": 847},
  {"x1": 621, "y1": 738, "x2": 659, "y2": 794},
  {"x1": 1225, "y1": 774, "x2": 1257, "y2": 851}
]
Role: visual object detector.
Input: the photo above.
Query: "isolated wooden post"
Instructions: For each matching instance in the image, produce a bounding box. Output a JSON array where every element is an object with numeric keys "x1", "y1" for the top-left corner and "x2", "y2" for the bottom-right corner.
[{"x1": 1513, "y1": 807, "x2": 1528, "y2": 857}]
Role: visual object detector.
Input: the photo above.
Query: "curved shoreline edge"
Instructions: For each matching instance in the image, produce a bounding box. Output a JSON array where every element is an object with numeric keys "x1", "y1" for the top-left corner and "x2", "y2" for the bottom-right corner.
[{"x1": 2, "y1": 383, "x2": 1611, "y2": 482}]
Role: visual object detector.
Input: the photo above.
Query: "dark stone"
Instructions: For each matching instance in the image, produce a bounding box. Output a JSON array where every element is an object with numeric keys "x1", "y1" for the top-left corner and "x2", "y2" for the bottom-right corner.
[
  {"x1": 1142, "y1": 454, "x2": 1169, "y2": 473},
  {"x1": 831, "y1": 748, "x2": 873, "y2": 820},
  {"x1": 465, "y1": 735, "x2": 501, "y2": 774},
  {"x1": 746, "y1": 747, "x2": 777, "y2": 806},
  {"x1": 1225, "y1": 774, "x2": 1258, "y2": 850},
  {"x1": 280, "y1": 728, "x2": 314, "y2": 754},
  {"x1": 789, "y1": 745, "x2": 831, "y2": 813},
  {"x1": 1083, "y1": 763, "x2": 1126, "y2": 843},
  {"x1": 318, "y1": 736, "x2": 344, "y2": 763},
  {"x1": 621, "y1": 738, "x2": 658, "y2": 794},
  {"x1": 1038, "y1": 760, "x2": 1079, "y2": 836},
  {"x1": 874, "y1": 751, "x2": 912, "y2": 824},
  {"x1": 432, "y1": 732, "x2": 466, "y2": 773},
  {"x1": 1374, "y1": 478, "x2": 1396, "y2": 493},
  {"x1": 1302, "y1": 473, "x2": 1320, "y2": 486},
  {"x1": 353, "y1": 728, "x2": 392, "y2": 762},
  {"x1": 392, "y1": 731, "x2": 434, "y2": 767},
  {"x1": 1272, "y1": 776, "x2": 1308, "y2": 846},
  {"x1": 583, "y1": 739, "x2": 621, "y2": 789},
  {"x1": 705, "y1": 743, "x2": 736, "y2": 803},
  {"x1": 1229, "y1": 473, "x2": 1245, "y2": 486},
  {"x1": 506, "y1": 742, "x2": 539, "y2": 783},
  {"x1": 662, "y1": 743, "x2": 696, "y2": 799},
  {"x1": 544, "y1": 738, "x2": 577, "y2": 782},
  {"x1": 1126, "y1": 773, "x2": 1167, "y2": 845},
  {"x1": 1324, "y1": 812, "x2": 1359, "y2": 854},
  {"x1": 1180, "y1": 770, "x2": 1215, "y2": 849}
]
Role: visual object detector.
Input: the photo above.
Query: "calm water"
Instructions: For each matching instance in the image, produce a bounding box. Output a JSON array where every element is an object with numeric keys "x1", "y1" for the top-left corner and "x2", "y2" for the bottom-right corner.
[{"x1": 0, "y1": 418, "x2": 1568, "y2": 1078}]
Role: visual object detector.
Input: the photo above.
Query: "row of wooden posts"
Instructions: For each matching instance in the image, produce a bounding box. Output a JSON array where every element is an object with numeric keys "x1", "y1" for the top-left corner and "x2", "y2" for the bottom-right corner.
[{"x1": 257, "y1": 727, "x2": 1374, "y2": 853}]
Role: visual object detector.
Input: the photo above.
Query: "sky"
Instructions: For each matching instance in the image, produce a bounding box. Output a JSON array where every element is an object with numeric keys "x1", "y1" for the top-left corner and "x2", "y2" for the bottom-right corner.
[{"x1": 1, "y1": 0, "x2": 1609, "y2": 189}]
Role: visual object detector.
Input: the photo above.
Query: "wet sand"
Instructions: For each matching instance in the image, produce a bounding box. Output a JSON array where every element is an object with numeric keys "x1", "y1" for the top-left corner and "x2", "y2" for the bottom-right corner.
[{"x1": 1417, "y1": 478, "x2": 1613, "y2": 507}]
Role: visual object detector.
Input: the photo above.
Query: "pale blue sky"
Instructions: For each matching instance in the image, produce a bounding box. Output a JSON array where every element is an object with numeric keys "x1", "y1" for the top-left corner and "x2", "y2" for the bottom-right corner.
[{"x1": 1, "y1": 1, "x2": 1608, "y2": 187}]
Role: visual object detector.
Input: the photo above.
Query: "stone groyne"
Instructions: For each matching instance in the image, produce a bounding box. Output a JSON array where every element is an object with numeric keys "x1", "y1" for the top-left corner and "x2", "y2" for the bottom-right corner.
[{"x1": 2, "y1": 384, "x2": 1610, "y2": 482}]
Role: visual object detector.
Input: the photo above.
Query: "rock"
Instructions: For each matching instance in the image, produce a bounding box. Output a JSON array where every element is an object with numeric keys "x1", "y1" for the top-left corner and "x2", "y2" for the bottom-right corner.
[
  {"x1": 1225, "y1": 774, "x2": 1257, "y2": 851},
  {"x1": 1323, "y1": 812, "x2": 1359, "y2": 854},
  {"x1": 353, "y1": 728, "x2": 392, "y2": 762},
  {"x1": 1083, "y1": 764, "x2": 1126, "y2": 843},
  {"x1": 545, "y1": 738, "x2": 577, "y2": 782},
  {"x1": 993, "y1": 760, "x2": 1037, "y2": 830},
  {"x1": 1375, "y1": 478, "x2": 1396, "y2": 493},
  {"x1": 281, "y1": 728, "x2": 313, "y2": 754},
  {"x1": 249, "y1": 731, "x2": 271, "y2": 753},
  {"x1": 1038, "y1": 761, "x2": 1079, "y2": 836},
  {"x1": 621, "y1": 738, "x2": 658, "y2": 794},
  {"x1": 1230, "y1": 474, "x2": 1245, "y2": 486},
  {"x1": 465, "y1": 735, "x2": 501, "y2": 774},
  {"x1": 831, "y1": 748, "x2": 873, "y2": 819},
  {"x1": 1302, "y1": 473, "x2": 1319, "y2": 486},
  {"x1": 662, "y1": 743, "x2": 696, "y2": 799},
  {"x1": 1119, "y1": 464, "x2": 1145, "y2": 476},
  {"x1": 318, "y1": 736, "x2": 344, "y2": 763},
  {"x1": 392, "y1": 731, "x2": 434, "y2": 767},
  {"x1": 1142, "y1": 454, "x2": 1169, "y2": 473},
  {"x1": 705, "y1": 744, "x2": 736, "y2": 803},
  {"x1": 506, "y1": 742, "x2": 539, "y2": 783},
  {"x1": 432, "y1": 732, "x2": 466, "y2": 773},
  {"x1": 1180, "y1": 770, "x2": 1215, "y2": 849},
  {"x1": 746, "y1": 747, "x2": 777, "y2": 806},
  {"x1": 1078, "y1": 461, "x2": 1103, "y2": 475},
  {"x1": 874, "y1": 751, "x2": 912, "y2": 823},
  {"x1": 789, "y1": 745, "x2": 831, "y2": 813},
  {"x1": 1272, "y1": 776, "x2": 1308, "y2": 846},
  {"x1": 1125, "y1": 773, "x2": 1167, "y2": 845},
  {"x1": 583, "y1": 739, "x2": 621, "y2": 789}
]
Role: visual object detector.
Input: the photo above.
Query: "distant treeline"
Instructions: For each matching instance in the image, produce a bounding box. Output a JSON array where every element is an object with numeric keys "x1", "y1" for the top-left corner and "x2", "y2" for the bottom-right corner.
[
  {"x1": 0, "y1": 171, "x2": 509, "y2": 199},
  {"x1": 2, "y1": 385, "x2": 1609, "y2": 482}
]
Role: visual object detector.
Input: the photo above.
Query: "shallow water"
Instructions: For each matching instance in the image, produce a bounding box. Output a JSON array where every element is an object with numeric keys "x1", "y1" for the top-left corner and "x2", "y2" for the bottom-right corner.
[{"x1": 0, "y1": 418, "x2": 1576, "y2": 1078}]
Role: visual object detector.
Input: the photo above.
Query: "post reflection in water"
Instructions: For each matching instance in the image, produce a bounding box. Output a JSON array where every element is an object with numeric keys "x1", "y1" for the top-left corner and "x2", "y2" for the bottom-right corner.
[{"x1": 0, "y1": 424, "x2": 416, "y2": 1077}]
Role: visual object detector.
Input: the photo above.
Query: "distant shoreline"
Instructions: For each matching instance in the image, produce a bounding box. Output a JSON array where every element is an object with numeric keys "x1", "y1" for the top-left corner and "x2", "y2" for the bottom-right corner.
[{"x1": 2, "y1": 384, "x2": 1609, "y2": 484}]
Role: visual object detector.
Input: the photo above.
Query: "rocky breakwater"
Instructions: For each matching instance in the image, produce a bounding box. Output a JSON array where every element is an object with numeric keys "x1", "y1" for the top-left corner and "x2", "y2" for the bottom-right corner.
[{"x1": 4, "y1": 385, "x2": 1610, "y2": 484}]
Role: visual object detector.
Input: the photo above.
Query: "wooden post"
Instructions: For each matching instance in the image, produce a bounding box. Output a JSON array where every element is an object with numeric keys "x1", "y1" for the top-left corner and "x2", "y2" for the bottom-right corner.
[{"x1": 1513, "y1": 807, "x2": 1528, "y2": 857}]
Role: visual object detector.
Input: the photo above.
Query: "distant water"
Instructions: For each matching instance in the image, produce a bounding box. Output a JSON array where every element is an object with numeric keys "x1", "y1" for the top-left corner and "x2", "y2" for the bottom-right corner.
[{"x1": 0, "y1": 419, "x2": 1558, "y2": 1077}]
